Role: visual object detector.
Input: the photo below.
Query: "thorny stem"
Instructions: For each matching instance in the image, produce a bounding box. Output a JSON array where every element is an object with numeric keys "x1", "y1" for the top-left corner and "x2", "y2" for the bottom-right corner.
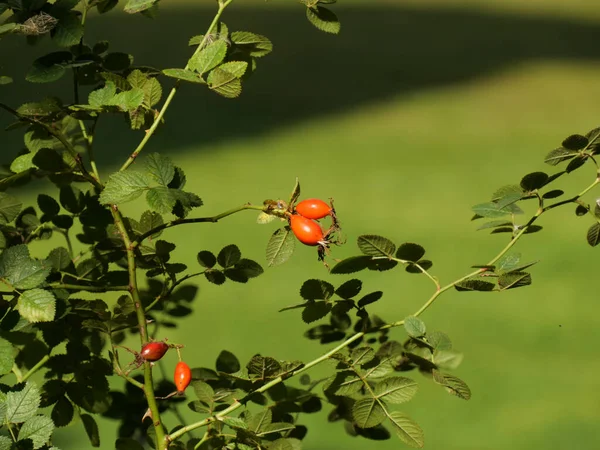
[
  {"x1": 169, "y1": 175, "x2": 600, "y2": 444},
  {"x1": 119, "y1": 0, "x2": 235, "y2": 173}
]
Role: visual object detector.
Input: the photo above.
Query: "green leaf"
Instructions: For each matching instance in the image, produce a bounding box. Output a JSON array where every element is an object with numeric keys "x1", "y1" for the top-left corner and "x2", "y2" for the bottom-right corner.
[
  {"x1": 357, "y1": 291, "x2": 383, "y2": 308},
  {"x1": 216, "y1": 350, "x2": 240, "y2": 374},
  {"x1": 48, "y1": 247, "x2": 71, "y2": 271},
  {"x1": 330, "y1": 255, "x2": 371, "y2": 274},
  {"x1": 191, "y1": 380, "x2": 214, "y2": 406},
  {"x1": 395, "y1": 243, "x2": 425, "y2": 262},
  {"x1": 109, "y1": 88, "x2": 144, "y2": 111},
  {"x1": 207, "y1": 67, "x2": 242, "y2": 98},
  {"x1": 225, "y1": 259, "x2": 263, "y2": 282},
  {"x1": 139, "y1": 210, "x2": 163, "y2": 238},
  {"x1": 542, "y1": 189, "x2": 564, "y2": 199},
  {"x1": 217, "y1": 244, "x2": 241, "y2": 268},
  {"x1": 357, "y1": 235, "x2": 395, "y2": 257},
  {"x1": 0, "y1": 338, "x2": 15, "y2": 376},
  {"x1": 197, "y1": 251, "x2": 217, "y2": 268},
  {"x1": 544, "y1": 147, "x2": 576, "y2": 165},
  {"x1": 302, "y1": 301, "x2": 332, "y2": 323},
  {"x1": 497, "y1": 271, "x2": 532, "y2": 290},
  {"x1": 352, "y1": 398, "x2": 385, "y2": 428},
  {"x1": 335, "y1": 279, "x2": 362, "y2": 299},
  {"x1": 0, "y1": 192, "x2": 22, "y2": 225},
  {"x1": 388, "y1": 411, "x2": 424, "y2": 448},
  {"x1": 230, "y1": 31, "x2": 273, "y2": 58},
  {"x1": 52, "y1": 13, "x2": 84, "y2": 47},
  {"x1": 59, "y1": 185, "x2": 84, "y2": 214},
  {"x1": 266, "y1": 227, "x2": 295, "y2": 266},
  {"x1": 324, "y1": 371, "x2": 362, "y2": 396},
  {"x1": 218, "y1": 61, "x2": 248, "y2": 78},
  {"x1": 124, "y1": 0, "x2": 156, "y2": 13},
  {"x1": 221, "y1": 416, "x2": 247, "y2": 430},
  {"x1": 0, "y1": 245, "x2": 50, "y2": 290},
  {"x1": 374, "y1": 376, "x2": 418, "y2": 404},
  {"x1": 269, "y1": 438, "x2": 301, "y2": 450},
  {"x1": 18, "y1": 415, "x2": 54, "y2": 448},
  {"x1": 88, "y1": 81, "x2": 117, "y2": 107},
  {"x1": 37, "y1": 194, "x2": 60, "y2": 218},
  {"x1": 144, "y1": 153, "x2": 175, "y2": 186},
  {"x1": 300, "y1": 279, "x2": 334, "y2": 300},
  {"x1": 586, "y1": 223, "x2": 600, "y2": 247},
  {"x1": 0, "y1": 436, "x2": 11, "y2": 450},
  {"x1": 18, "y1": 289, "x2": 56, "y2": 323},
  {"x1": 142, "y1": 77, "x2": 162, "y2": 107},
  {"x1": 472, "y1": 201, "x2": 522, "y2": 218},
  {"x1": 205, "y1": 269, "x2": 226, "y2": 285},
  {"x1": 306, "y1": 6, "x2": 341, "y2": 34},
  {"x1": 81, "y1": 414, "x2": 100, "y2": 447},
  {"x1": 0, "y1": 76, "x2": 12, "y2": 85},
  {"x1": 6, "y1": 382, "x2": 40, "y2": 423},
  {"x1": 248, "y1": 408, "x2": 272, "y2": 433},
  {"x1": 99, "y1": 172, "x2": 150, "y2": 205},
  {"x1": 433, "y1": 349, "x2": 464, "y2": 370},
  {"x1": 351, "y1": 347, "x2": 375, "y2": 366},
  {"x1": 189, "y1": 40, "x2": 228, "y2": 74},
  {"x1": 432, "y1": 370, "x2": 471, "y2": 400},
  {"x1": 404, "y1": 316, "x2": 426, "y2": 338},
  {"x1": 520, "y1": 172, "x2": 549, "y2": 191},
  {"x1": 428, "y1": 331, "x2": 452, "y2": 351},
  {"x1": 103, "y1": 52, "x2": 132, "y2": 71},
  {"x1": 162, "y1": 68, "x2": 206, "y2": 84},
  {"x1": 562, "y1": 134, "x2": 588, "y2": 150},
  {"x1": 496, "y1": 253, "x2": 520, "y2": 272},
  {"x1": 454, "y1": 280, "x2": 495, "y2": 292},
  {"x1": 477, "y1": 220, "x2": 512, "y2": 231}
]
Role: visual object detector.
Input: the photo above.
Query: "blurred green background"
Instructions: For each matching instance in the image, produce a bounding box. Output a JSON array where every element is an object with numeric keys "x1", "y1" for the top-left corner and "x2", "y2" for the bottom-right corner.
[{"x1": 1, "y1": 0, "x2": 600, "y2": 449}]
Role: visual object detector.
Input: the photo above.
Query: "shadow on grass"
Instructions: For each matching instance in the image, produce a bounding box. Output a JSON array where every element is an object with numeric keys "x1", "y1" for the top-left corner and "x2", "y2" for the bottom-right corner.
[{"x1": 1, "y1": 4, "x2": 600, "y2": 167}]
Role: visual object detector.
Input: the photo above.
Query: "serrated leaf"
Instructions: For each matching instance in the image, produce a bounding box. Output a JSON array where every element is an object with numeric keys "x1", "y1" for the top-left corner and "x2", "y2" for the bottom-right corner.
[
  {"x1": 388, "y1": 411, "x2": 424, "y2": 448},
  {"x1": 248, "y1": 408, "x2": 272, "y2": 433},
  {"x1": 230, "y1": 31, "x2": 273, "y2": 57},
  {"x1": 18, "y1": 289, "x2": 56, "y2": 323},
  {"x1": 357, "y1": 235, "x2": 395, "y2": 257},
  {"x1": 18, "y1": 415, "x2": 54, "y2": 448},
  {"x1": 144, "y1": 153, "x2": 174, "y2": 186},
  {"x1": 351, "y1": 347, "x2": 375, "y2": 366},
  {"x1": 6, "y1": 382, "x2": 41, "y2": 423},
  {"x1": 302, "y1": 301, "x2": 331, "y2": 323},
  {"x1": 99, "y1": 171, "x2": 150, "y2": 205},
  {"x1": 497, "y1": 271, "x2": 532, "y2": 290},
  {"x1": 374, "y1": 377, "x2": 418, "y2": 404},
  {"x1": 52, "y1": 13, "x2": 84, "y2": 47},
  {"x1": 142, "y1": 77, "x2": 161, "y2": 107},
  {"x1": 221, "y1": 417, "x2": 248, "y2": 430},
  {"x1": 0, "y1": 192, "x2": 22, "y2": 225},
  {"x1": 395, "y1": 243, "x2": 425, "y2": 262},
  {"x1": 433, "y1": 349, "x2": 464, "y2": 370},
  {"x1": 454, "y1": 280, "x2": 495, "y2": 292},
  {"x1": 139, "y1": 210, "x2": 163, "y2": 238},
  {"x1": 217, "y1": 244, "x2": 241, "y2": 268},
  {"x1": 428, "y1": 331, "x2": 452, "y2": 351},
  {"x1": 48, "y1": 247, "x2": 71, "y2": 271},
  {"x1": 352, "y1": 398, "x2": 385, "y2": 428},
  {"x1": 566, "y1": 156, "x2": 587, "y2": 173},
  {"x1": 0, "y1": 245, "x2": 50, "y2": 290},
  {"x1": 520, "y1": 172, "x2": 549, "y2": 191},
  {"x1": 27, "y1": 52, "x2": 71, "y2": 83},
  {"x1": 357, "y1": 291, "x2": 383, "y2": 308},
  {"x1": 404, "y1": 316, "x2": 426, "y2": 338},
  {"x1": 0, "y1": 436, "x2": 11, "y2": 450},
  {"x1": 123, "y1": 0, "x2": 157, "y2": 13},
  {"x1": 191, "y1": 380, "x2": 214, "y2": 406},
  {"x1": 586, "y1": 223, "x2": 600, "y2": 247},
  {"x1": 324, "y1": 371, "x2": 362, "y2": 396},
  {"x1": 207, "y1": 67, "x2": 242, "y2": 98},
  {"x1": 330, "y1": 255, "x2": 370, "y2": 274},
  {"x1": 88, "y1": 81, "x2": 116, "y2": 107},
  {"x1": 109, "y1": 88, "x2": 144, "y2": 111},
  {"x1": 162, "y1": 68, "x2": 206, "y2": 84},
  {"x1": 197, "y1": 251, "x2": 217, "y2": 268},
  {"x1": 562, "y1": 134, "x2": 588, "y2": 150},
  {"x1": 306, "y1": 6, "x2": 341, "y2": 34},
  {"x1": 472, "y1": 201, "x2": 522, "y2": 218},
  {"x1": 189, "y1": 40, "x2": 228, "y2": 74},
  {"x1": 432, "y1": 370, "x2": 471, "y2": 400},
  {"x1": 300, "y1": 279, "x2": 334, "y2": 300},
  {"x1": 0, "y1": 338, "x2": 15, "y2": 376},
  {"x1": 496, "y1": 252, "x2": 520, "y2": 272},
  {"x1": 477, "y1": 220, "x2": 512, "y2": 231},
  {"x1": 544, "y1": 147, "x2": 577, "y2": 166},
  {"x1": 266, "y1": 227, "x2": 295, "y2": 266},
  {"x1": 335, "y1": 279, "x2": 362, "y2": 299},
  {"x1": 218, "y1": 61, "x2": 248, "y2": 78}
]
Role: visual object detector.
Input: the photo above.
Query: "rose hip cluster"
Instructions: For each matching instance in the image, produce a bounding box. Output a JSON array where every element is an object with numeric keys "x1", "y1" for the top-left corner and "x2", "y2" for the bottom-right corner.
[{"x1": 289, "y1": 198, "x2": 342, "y2": 259}]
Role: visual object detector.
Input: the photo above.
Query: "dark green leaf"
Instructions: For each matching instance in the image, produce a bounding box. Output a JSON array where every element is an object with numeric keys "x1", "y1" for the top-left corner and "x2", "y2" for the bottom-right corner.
[
  {"x1": 562, "y1": 134, "x2": 588, "y2": 150},
  {"x1": 204, "y1": 269, "x2": 225, "y2": 285},
  {"x1": 26, "y1": 52, "x2": 72, "y2": 83},
  {"x1": 266, "y1": 227, "x2": 295, "y2": 266},
  {"x1": 357, "y1": 291, "x2": 382, "y2": 308},
  {"x1": 428, "y1": 331, "x2": 452, "y2": 351},
  {"x1": 300, "y1": 279, "x2": 334, "y2": 300},
  {"x1": 432, "y1": 370, "x2": 471, "y2": 400},
  {"x1": 48, "y1": 247, "x2": 71, "y2": 271},
  {"x1": 454, "y1": 280, "x2": 495, "y2": 292},
  {"x1": 103, "y1": 52, "x2": 132, "y2": 72},
  {"x1": 586, "y1": 223, "x2": 600, "y2": 247},
  {"x1": 52, "y1": 13, "x2": 84, "y2": 47},
  {"x1": 330, "y1": 255, "x2": 371, "y2": 274},
  {"x1": 542, "y1": 189, "x2": 564, "y2": 199},
  {"x1": 395, "y1": 243, "x2": 425, "y2": 262},
  {"x1": 51, "y1": 396, "x2": 74, "y2": 427},
  {"x1": 59, "y1": 185, "x2": 85, "y2": 214},
  {"x1": 306, "y1": 6, "x2": 341, "y2": 35},
  {"x1": 81, "y1": 414, "x2": 100, "y2": 447},
  {"x1": 230, "y1": 31, "x2": 273, "y2": 58},
  {"x1": 335, "y1": 279, "x2": 362, "y2": 299},
  {"x1": 216, "y1": 350, "x2": 240, "y2": 374},
  {"x1": 497, "y1": 271, "x2": 532, "y2": 290},
  {"x1": 477, "y1": 220, "x2": 512, "y2": 231},
  {"x1": 352, "y1": 398, "x2": 385, "y2": 428},
  {"x1": 0, "y1": 338, "x2": 15, "y2": 376},
  {"x1": 374, "y1": 376, "x2": 418, "y2": 404},
  {"x1": 575, "y1": 204, "x2": 588, "y2": 216},
  {"x1": 520, "y1": 172, "x2": 548, "y2": 191},
  {"x1": 566, "y1": 156, "x2": 586, "y2": 173},
  {"x1": 405, "y1": 260, "x2": 433, "y2": 273},
  {"x1": 302, "y1": 301, "x2": 331, "y2": 323},
  {"x1": 0, "y1": 193, "x2": 22, "y2": 225},
  {"x1": 217, "y1": 244, "x2": 241, "y2": 268},
  {"x1": 197, "y1": 251, "x2": 216, "y2": 268},
  {"x1": 388, "y1": 411, "x2": 424, "y2": 448}
]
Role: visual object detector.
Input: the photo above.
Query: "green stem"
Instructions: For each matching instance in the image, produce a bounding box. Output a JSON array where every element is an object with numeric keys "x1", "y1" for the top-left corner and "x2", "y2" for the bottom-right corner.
[
  {"x1": 132, "y1": 203, "x2": 266, "y2": 248},
  {"x1": 0, "y1": 168, "x2": 35, "y2": 189},
  {"x1": 21, "y1": 355, "x2": 50, "y2": 382},
  {"x1": 111, "y1": 206, "x2": 166, "y2": 448},
  {"x1": 48, "y1": 283, "x2": 130, "y2": 292},
  {"x1": 119, "y1": 0, "x2": 234, "y2": 173},
  {"x1": 168, "y1": 331, "x2": 365, "y2": 443},
  {"x1": 146, "y1": 271, "x2": 205, "y2": 313}
]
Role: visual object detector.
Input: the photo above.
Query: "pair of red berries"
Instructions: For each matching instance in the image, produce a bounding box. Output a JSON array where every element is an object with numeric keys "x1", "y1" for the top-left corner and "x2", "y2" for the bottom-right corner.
[
  {"x1": 140, "y1": 341, "x2": 191, "y2": 394},
  {"x1": 290, "y1": 198, "x2": 335, "y2": 246}
]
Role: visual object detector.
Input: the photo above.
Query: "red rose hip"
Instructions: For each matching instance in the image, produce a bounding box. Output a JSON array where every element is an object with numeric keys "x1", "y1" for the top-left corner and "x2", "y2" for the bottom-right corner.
[
  {"x1": 174, "y1": 361, "x2": 192, "y2": 393},
  {"x1": 140, "y1": 341, "x2": 169, "y2": 362},
  {"x1": 290, "y1": 214, "x2": 324, "y2": 246},
  {"x1": 295, "y1": 198, "x2": 332, "y2": 220}
]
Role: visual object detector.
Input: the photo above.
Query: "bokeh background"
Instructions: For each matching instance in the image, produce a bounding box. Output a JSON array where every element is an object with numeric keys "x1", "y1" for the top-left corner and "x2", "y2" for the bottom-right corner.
[{"x1": 1, "y1": 0, "x2": 600, "y2": 449}]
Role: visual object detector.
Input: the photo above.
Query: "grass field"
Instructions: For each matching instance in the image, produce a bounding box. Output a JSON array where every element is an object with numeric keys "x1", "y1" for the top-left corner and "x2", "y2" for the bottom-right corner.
[{"x1": 1, "y1": 1, "x2": 600, "y2": 449}]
